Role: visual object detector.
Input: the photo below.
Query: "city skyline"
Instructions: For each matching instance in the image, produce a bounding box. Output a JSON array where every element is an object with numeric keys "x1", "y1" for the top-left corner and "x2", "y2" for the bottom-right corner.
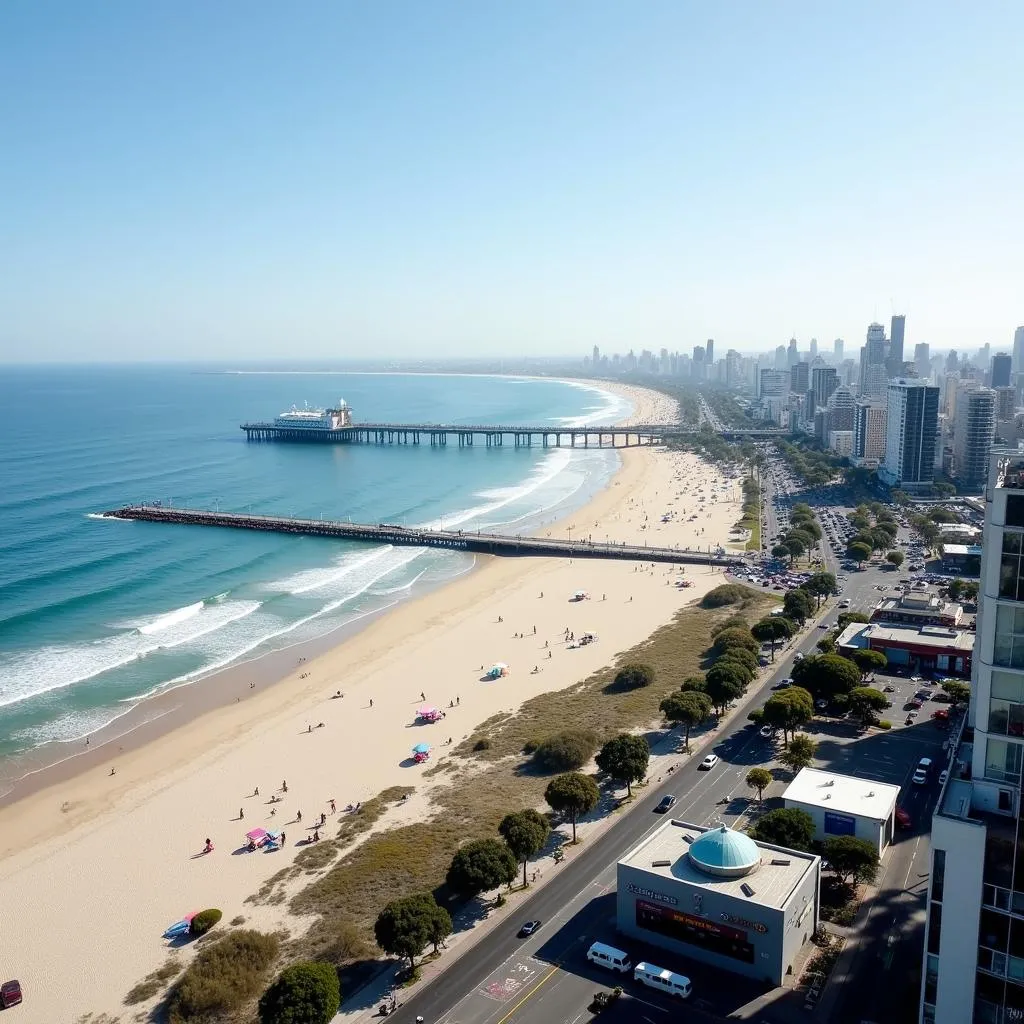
[{"x1": 1, "y1": 3, "x2": 1023, "y2": 363}]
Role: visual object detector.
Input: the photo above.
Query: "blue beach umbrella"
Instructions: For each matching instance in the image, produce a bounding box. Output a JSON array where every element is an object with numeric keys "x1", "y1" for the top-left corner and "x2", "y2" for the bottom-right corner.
[{"x1": 412, "y1": 743, "x2": 430, "y2": 755}]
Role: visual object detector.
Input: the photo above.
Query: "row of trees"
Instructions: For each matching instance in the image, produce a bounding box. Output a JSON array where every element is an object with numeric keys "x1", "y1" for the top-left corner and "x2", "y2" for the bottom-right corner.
[
  {"x1": 846, "y1": 503, "x2": 901, "y2": 564},
  {"x1": 771, "y1": 501, "x2": 823, "y2": 564}
]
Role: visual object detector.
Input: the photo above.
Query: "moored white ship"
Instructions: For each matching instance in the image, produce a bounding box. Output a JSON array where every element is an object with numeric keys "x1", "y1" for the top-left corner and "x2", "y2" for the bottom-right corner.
[{"x1": 273, "y1": 400, "x2": 352, "y2": 430}]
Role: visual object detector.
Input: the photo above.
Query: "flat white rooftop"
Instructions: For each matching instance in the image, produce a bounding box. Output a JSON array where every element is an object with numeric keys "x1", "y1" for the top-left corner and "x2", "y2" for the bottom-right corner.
[
  {"x1": 836, "y1": 622, "x2": 974, "y2": 653},
  {"x1": 784, "y1": 767, "x2": 899, "y2": 822},
  {"x1": 619, "y1": 820, "x2": 817, "y2": 911}
]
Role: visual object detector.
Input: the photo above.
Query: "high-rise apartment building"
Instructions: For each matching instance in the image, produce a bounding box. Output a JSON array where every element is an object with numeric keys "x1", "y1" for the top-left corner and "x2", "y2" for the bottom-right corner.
[
  {"x1": 993, "y1": 354, "x2": 1013, "y2": 389},
  {"x1": 775, "y1": 345, "x2": 787, "y2": 369},
  {"x1": 826, "y1": 384, "x2": 856, "y2": 432},
  {"x1": 916, "y1": 343, "x2": 932, "y2": 379},
  {"x1": 1014, "y1": 328, "x2": 1024, "y2": 375},
  {"x1": 705, "y1": 339, "x2": 714, "y2": 364},
  {"x1": 592, "y1": 345, "x2": 600, "y2": 369},
  {"x1": 853, "y1": 401, "x2": 887, "y2": 463},
  {"x1": 809, "y1": 338, "x2": 818, "y2": 359},
  {"x1": 920, "y1": 449, "x2": 1024, "y2": 1023},
  {"x1": 995, "y1": 387, "x2": 1016, "y2": 422},
  {"x1": 758, "y1": 368, "x2": 789, "y2": 398},
  {"x1": 889, "y1": 314, "x2": 906, "y2": 371},
  {"x1": 860, "y1": 322, "x2": 890, "y2": 399},
  {"x1": 788, "y1": 337, "x2": 799, "y2": 367},
  {"x1": 953, "y1": 386, "x2": 996, "y2": 489},
  {"x1": 812, "y1": 366, "x2": 838, "y2": 409},
  {"x1": 834, "y1": 338, "x2": 845, "y2": 361},
  {"x1": 881, "y1": 380, "x2": 939, "y2": 490},
  {"x1": 791, "y1": 361, "x2": 810, "y2": 396}
]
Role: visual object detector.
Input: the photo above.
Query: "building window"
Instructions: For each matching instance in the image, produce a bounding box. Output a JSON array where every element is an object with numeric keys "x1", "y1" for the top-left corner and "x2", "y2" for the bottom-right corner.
[
  {"x1": 1007, "y1": 495, "x2": 1024, "y2": 529},
  {"x1": 986, "y1": 739, "x2": 1024, "y2": 785},
  {"x1": 993, "y1": 671, "x2": 1024, "y2": 703},
  {"x1": 1001, "y1": 532, "x2": 1024, "y2": 601},
  {"x1": 994, "y1": 605, "x2": 1024, "y2": 667},
  {"x1": 928, "y1": 901, "x2": 943, "y2": 954},
  {"x1": 925, "y1": 954, "x2": 940, "y2": 1004},
  {"x1": 984, "y1": 884, "x2": 1012, "y2": 911},
  {"x1": 932, "y1": 849, "x2": 946, "y2": 902},
  {"x1": 989, "y1": 700, "x2": 1024, "y2": 737}
]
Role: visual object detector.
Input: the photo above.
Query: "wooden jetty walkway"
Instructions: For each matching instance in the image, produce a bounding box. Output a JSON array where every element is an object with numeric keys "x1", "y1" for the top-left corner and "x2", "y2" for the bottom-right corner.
[
  {"x1": 239, "y1": 422, "x2": 785, "y2": 447},
  {"x1": 102, "y1": 505, "x2": 747, "y2": 568}
]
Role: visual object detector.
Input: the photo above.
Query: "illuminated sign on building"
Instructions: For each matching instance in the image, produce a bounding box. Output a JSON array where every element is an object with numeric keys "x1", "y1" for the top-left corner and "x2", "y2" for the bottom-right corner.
[{"x1": 627, "y1": 883, "x2": 678, "y2": 906}]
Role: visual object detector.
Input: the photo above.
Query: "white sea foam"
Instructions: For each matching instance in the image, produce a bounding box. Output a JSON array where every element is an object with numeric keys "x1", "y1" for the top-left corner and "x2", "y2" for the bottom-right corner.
[
  {"x1": 268, "y1": 547, "x2": 396, "y2": 596},
  {"x1": 0, "y1": 599, "x2": 262, "y2": 710},
  {"x1": 136, "y1": 600, "x2": 204, "y2": 635}
]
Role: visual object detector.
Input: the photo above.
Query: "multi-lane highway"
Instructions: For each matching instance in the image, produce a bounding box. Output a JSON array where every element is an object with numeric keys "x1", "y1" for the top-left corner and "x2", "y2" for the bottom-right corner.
[{"x1": 391, "y1": 477, "x2": 947, "y2": 1024}]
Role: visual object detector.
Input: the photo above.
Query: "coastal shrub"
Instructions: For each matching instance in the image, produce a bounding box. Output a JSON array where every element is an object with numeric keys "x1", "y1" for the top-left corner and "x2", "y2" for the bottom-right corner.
[
  {"x1": 168, "y1": 929, "x2": 280, "y2": 1024},
  {"x1": 531, "y1": 730, "x2": 599, "y2": 772},
  {"x1": 611, "y1": 662, "x2": 655, "y2": 691},
  {"x1": 877, "y1": 719, "x2": 893, "y2": 730},
  {"x1": 710, "y1": 614, "x2": 750, "y2": 637},
  {"x1": 124, "y1": 959, "x2": 183, "y2": 1005},
  {"x1": 258, "y1": 961, "x2": 340, "y2": 1024},
  {"x1": 473, "y1": 738, "x2": 491, "y2": 751},
  {"x1": 712, "y1": 627, "x2": 759, "y2": 656},
  {"x1": 701, "y1": 584, "x2": 748, "y2": 608},
  {"x1": 189, "y1": 908, "x2": 223, "y2": 937},
  {"x1": 522, "y1": 737, "x2": 540, "y2": 754}
]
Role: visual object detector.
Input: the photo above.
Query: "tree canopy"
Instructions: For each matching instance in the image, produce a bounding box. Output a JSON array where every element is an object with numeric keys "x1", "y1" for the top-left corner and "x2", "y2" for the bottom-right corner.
[
  {"x1": 749, "y1": 807, "x2": 815, "y2": 852},
  {"x1": 660, "y1": 691, "x2": 713, "y2": 750},
  {"x1": 783, "y1": 589, "x2": 814, "y2": 624},
  {"x1": 530, "y1": 730, "x2": 599, "y2": 772},
  {"x1": 792, "y1": 653, "x2": 862, "y2": 698},
  {"x1": 848, "y1": 686, "x2": 890, "y2": 726},
  {"x1": 258, "y1": 963, "x2": 340, "y2": 1024},
  {"x1": 779, "y1": 733, "x2": 818, "y2": 772},
  {"x1": 703, "y1": 665, "x2": 748, "y2": 712},
  {"x1": 713, "y1": 627, "x2": 761, "y2": 656},
  {"x1": 886, "y1": 550, "x2": 905, "y2": 568},
  {"x1": 762, "y1": 687, "x2": 814, "y2": 743},
  {"x1": 849, "y1": 648, "x2": 888, "y2": 678},
  {"x1": 544, "y1": 772, "x2": 600, "y2": 844},
  {"x1": 847, "y1": 541, "x2": 872, "y2": 564},
  {"x1": 745, "y1": 767, "x2": 773, "y2": 803},
  {"x1": 612, "y1": 663, "x2": 655, "y2": 691},
  {"x1": 499, "y1": 810, "x2": 551, "y2": 888},
  {"x1": 595, "y1": 734, "x2": 650, "y2": 797},
  {"x1": 751, "y1": 617, "x2": 795, "y2": 660},
  {"x1": 941, "y1": 679, "x2": 970, "y2": 706},
  {"x1": 446, "y1": 838, "x2": 518, "y2": 899},
  {"x1": 374, "y1": 893, "x2": 450, "y2": 968},
  {"x1": 823, "y1": 836, "x2": 880, "y2": 885}
]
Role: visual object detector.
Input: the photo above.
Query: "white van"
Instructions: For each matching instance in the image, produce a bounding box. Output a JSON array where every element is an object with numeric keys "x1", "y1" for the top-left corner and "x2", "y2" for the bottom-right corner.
[
  {"x1": 633, "y1": 961, "x2": 692, "y2": 998},
  {"x1": 586, "y1": 942, "x2": 632, "y2": 973}
]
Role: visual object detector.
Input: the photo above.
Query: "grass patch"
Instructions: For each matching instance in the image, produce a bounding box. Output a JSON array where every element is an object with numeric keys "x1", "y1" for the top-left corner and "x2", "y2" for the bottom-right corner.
[
  {"x1": 334, "y1": 786, "x2": 414, "y2": 846},
  {"x1": 124, "y1": 958, "x2": 183, "y2": 1005},
  {"x1": 294, "y1": 840, "x2": 340, "y2": 871},
  {"x1": 279, "y1": 594, "x2": 774, "y2": 968},
  {"x1": 167, "y1": 930, "x2": 280, "y2": 1024}
]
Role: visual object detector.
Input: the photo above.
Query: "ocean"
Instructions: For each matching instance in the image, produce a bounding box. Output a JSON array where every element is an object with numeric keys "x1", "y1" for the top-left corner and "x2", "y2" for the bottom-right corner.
[{"x1": 0, "y1": 366, "x2": 628, "y2": 768}]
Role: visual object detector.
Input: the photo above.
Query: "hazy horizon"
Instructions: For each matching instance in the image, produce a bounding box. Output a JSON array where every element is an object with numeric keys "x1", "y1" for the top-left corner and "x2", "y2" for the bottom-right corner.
[{"x1": 2, "y1": 2, "x2": 1021, "y2": 363}]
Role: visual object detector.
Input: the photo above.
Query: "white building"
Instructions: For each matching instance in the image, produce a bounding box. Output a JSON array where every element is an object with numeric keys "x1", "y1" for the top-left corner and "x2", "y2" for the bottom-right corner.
[
  {"x1": 828, "y1": 430, "x2": 854, "y2": 457},
  {"x1": 954, "y1": 385, "x2": 996, "y2": 490},
  {"x1": 919, "y1": 448, "x2": 1024, "y2": 1024},
  {"x1": 783, "y1": 768, "x2": 901, "y2": 857},
  {"x1": 854, "y1": 401, "x2": 887, "y2": 464},
  {"x1": 881, "y1": 380, "x2": 940, "y2": 491}
]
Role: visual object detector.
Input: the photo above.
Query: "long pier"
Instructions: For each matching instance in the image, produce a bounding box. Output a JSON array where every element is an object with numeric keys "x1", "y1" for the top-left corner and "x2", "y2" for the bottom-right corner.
[
  {"x1": 239, "y1": 422, "x2": 786, "y2": 446},
  {"x1": 101, "y1": 505, "x2": 746, "y2": 568}
]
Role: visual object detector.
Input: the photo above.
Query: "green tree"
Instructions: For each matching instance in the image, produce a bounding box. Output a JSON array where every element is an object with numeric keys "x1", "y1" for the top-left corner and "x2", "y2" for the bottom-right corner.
[
  {"x1": 934, "y1": 482, "x2": 957, "y2": 498},
  {"x1": 847, "y1": 541, "x2": 872, "y2": 565},
  {"x1": 762, "y1": 687, "x2": 814, "y2": 744},
  {"x1": 784, "y1": 537, "x2": 806, "y2": 562},
  {"x1": 745, "y1": 767, "x2": 773, "y2": 803},
  {"x1": 716, "y1": 648, "x2": 759, "y2": 675},
  {"x1": 788, "y1": 528, "x2": 815, "y2": 552},
  {"x1": 779, "y1": 733, "x2": 818, "y2": 772},
  {"x1": 679, "y1": 674, "x2": 707, "y2": 693},
  {"x1": 792, "y1": 653, "x2": 862, "y2": 699},
  {"x1": 886, "y1": 550, "x2": 905, "y2": 569},
  {"x1": 891, "y1": 489, "x2": 912, "y2": 506},
  {"x1": 837, "y1": 611, "x2": 871, "y2": 630},
  {"x1": 751, "y1": 616, "x2": 796, "y2": 661},
  {"x1": 772, "y1": 543, "x2": 792, "y2": 561},
  {"x1": 941, "y1": 679, "x2": 971, "y2": 706},
  {"x1": 612, "y1": 663, "x2": 655, "y2": 691},
  {"x1": 849, "y1": 648, "x2": 888, "y2": 679},
  {"x1": 704, "y1": 664, "x2": 748, "y2": 713},
  {"x1": 783, "y1": 589, "x2": 814, "y2": 624},
  {"x1": 749, "y1": 807, "x2": 815, "y2": 851},
  {"x1": 595, "y1": 733, "x2": 650, "y2": 798},
  {"x1": 259, "y1": 963, "x2": 340, "y2": 1024},
  {"x1": 848, "y1": 686, "x2": 890, "y2": 726},
  {"x1": 804, "y1": 572, "x2": 838, "y2": 608},
  {"x1": 499, "y1": 809, "x2": 551, "y2": 888},
  {"x1": 962, "y1": 581, "x2": 979, "y2": 602},
  {"x1": 544, "y1": 772, "x2": 600, "y2": 844},
  {"x1": 660, "y1": 691, "x2": 713, "y2": 751},
  {"x1": 711, "y1": 614, "x2": 752, "y2": 637},
  {"x1": 374, "y1": 893, "x2": 447, "y2": 968},
  {"x1": 823, "y1": 836, "x2": 880, "y2": 885},
  {"x1": 713, "y1": 627, "x2": 761, "y2": 657},
  {"x1": 531, "y1": 730, "x2": 599, "y2": 772},
  {"x1": 947, "y1": 578, "x2": 965, "y2": 601},
  {"x1": 446, "y1": 838, "x2": 518, "y2": 899}
]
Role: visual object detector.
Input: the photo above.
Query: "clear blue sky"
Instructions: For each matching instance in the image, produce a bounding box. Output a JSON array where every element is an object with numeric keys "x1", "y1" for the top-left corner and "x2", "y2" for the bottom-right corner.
[{"x1": 1, "y1": 2, "x2": 1021, "y2": 362}]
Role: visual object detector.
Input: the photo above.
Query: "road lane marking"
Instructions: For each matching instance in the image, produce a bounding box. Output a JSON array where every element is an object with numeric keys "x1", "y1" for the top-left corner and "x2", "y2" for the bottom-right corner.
[{"x1": 494, "y1": 963, "x2": 561, "y2": 1024}]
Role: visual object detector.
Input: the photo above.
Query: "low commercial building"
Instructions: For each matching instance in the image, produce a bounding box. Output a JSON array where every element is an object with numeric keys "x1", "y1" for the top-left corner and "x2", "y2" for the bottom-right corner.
[
  {"x1": 940, "y1": 543, "x2": 982, "y2": 574},
  {"x1": 783, "y1": 768, "x2": 901, "y2": 857},
  {"x1": 616, "y1": 820, "x2": 820, "y2": 987},
  {"x1": 872, "y1": 589, "x2": 964, "y2": 628},
  {"x1": 836, "y1": 621, "x2": 974, "y2": 677}
]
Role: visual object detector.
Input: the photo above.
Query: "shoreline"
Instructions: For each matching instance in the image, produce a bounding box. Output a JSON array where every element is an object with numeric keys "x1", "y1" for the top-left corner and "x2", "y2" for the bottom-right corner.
[
  {"x1": 0, "y1": 380, "x2": 751, "y2": 1024},
  {"x1": 0, "y1": 376, "x2": 635, "y2": 804}
]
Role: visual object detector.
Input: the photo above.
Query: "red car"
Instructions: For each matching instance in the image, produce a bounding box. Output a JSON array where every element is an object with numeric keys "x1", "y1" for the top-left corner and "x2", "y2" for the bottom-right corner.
[
  {"x1": 895, "y1": 807, "x2": 912, "y2": 829},
  {"x1": 932, "y1": 708, "x2": 950, "y2": 721},
  {"x1": 0, "y1": 980, "x2": 22, "y2": 1008}
]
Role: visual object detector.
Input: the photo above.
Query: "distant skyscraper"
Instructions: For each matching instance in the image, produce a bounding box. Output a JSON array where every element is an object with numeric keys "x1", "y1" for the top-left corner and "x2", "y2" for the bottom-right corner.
[
  {"x1": 775, "y1": 345, "x2": 787, "y2": 369},
  {"x1": 833, "y1": 338, "x2": 844, "y2": 361},
  {"x1": 790, "y1": 361, "x2": 809, "y2": 395},
  {"x1": 787, "y1": 337, "x2": 798, "y2": 366},
  {"x1": 758, "y1": 368, "x2": 789, "y2": 399},
  {"x1": 860, "y1": 323, "x2": 889, "y2": 399},
  {"x1": 811, "y1": 366, "x2": 838, "y2": 409},
  {"x1": 705, "y1": 339, "x2": 714, "y2": 364},
  {"x1": 1014, "y1": 326, "x2": 1024, "y2": 374},
  {"x1": 992, "y1": 352, "x2": 1013, "y2": 388},
  {"x1": 946, "y1": 350, "x2": 959, "y2": 372},
  {"x1": 889, "y1": 314, "x2": 906, "y2": 366},
  {"x1": 692, "y1": 345, "x2": 706, "y2": 381},
  {"x1": 809, "y1": 338, "x2": 818, "y2": 359},
  {"x1": 881, "y1": 380, "x2": 939, "y2": 490},
  {"x1": 914, "y1": 343, "x2": 931, "y2": 378},
  {"x1": 994, "y1": 386, "x2": 1016, "y2": 421},
  {"x1": 592, "y1": 345, "x2": 600, "y2": 368},
  {"x1": 953, "y1": 386, "x2": 996, "y2": 488},
  {"x1": 853, "y1": 401, "x2": 887, "y2": 462}
]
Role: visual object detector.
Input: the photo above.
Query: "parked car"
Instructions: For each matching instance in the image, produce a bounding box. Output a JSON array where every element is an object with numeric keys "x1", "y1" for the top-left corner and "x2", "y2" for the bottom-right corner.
[
  {"x1": 0, "y1": 981, "x2": 22, "y2": 1009},
  {"x1": 699, "y1": 754, "x2": 719, "y2": 771},
  {"x1": 895, "y1": 806, "x2": 912, "y2": 828}
]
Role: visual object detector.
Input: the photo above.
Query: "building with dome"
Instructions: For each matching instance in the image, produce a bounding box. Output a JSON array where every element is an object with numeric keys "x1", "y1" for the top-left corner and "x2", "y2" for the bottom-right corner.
[{"x1": 616, "y1": 819, "x2": 820, "y2": 986}]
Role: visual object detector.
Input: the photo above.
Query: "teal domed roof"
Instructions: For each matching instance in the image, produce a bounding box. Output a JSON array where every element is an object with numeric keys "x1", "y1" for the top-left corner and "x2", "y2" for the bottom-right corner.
[{"x1": 688, "y1": 825, "x2": 761, "y2": 878}]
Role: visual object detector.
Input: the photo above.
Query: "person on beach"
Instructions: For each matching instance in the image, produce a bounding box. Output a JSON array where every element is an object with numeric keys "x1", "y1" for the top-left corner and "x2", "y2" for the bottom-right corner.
[
  {"x1": 457, "y1": 695, "x2": 460, "y2": 705},
  {"x1": 420, "y1": 691, "x2": 426, "y2": 701},
  {"x1": 239, "y1": 808, "x2": 244, "y2": 819},
  {"x1": 254, "y1": 786, "x2": 259, "y2": 796},
  {"x1": 296, "y1": 810, "x2": 302, "y2": 822},
  {"x1": 282, "y1": 780, "x2": 288, "y2": 792},
  {"x1": 270, "y1": 808, "x2": 276, "y2": 816},
  {"x1": 109, "y1": 767, "x2": 115, "y2": 776},
  {"x1": 329, "y1": 799, "x2": 336, "y2": 813},
  {"x1": 369, "y1": 698, "x2": 373, "y2": 707}
]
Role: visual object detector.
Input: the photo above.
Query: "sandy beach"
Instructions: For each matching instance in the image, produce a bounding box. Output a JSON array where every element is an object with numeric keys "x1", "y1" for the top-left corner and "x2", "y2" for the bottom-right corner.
[{"x1": 0, "y1": 381, "x2": 748, "y2": 1023}]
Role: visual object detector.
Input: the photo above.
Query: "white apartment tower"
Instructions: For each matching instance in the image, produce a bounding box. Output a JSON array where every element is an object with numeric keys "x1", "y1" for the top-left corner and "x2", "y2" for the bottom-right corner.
[
  {"x1": 921, "y1": 449, "x2": 1024, "y2": 1023},
  {"x1": 881, "y1": 380, "x2": 939, "y2": 491},
  {"x1": 954, "y1": 386, "x2": 997, "y2": 490}
]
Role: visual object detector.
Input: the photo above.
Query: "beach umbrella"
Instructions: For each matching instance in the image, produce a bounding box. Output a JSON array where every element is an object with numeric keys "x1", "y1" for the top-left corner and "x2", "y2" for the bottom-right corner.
[
  {"x1": 245, "y1": 828, "x2": 269, "y2": 841},
  {"x1": 412, "y1": 742, "x2": 431, "y2": 754},
  {"x1": 417, "y1": 705, "x2": 438, "y2": 717}
]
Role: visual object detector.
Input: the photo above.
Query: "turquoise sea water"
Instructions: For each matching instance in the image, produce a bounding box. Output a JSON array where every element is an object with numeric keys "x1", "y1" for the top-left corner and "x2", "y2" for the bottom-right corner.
[{"x1": 0, "y1": 367, "x2": 627, "y2": 760}]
